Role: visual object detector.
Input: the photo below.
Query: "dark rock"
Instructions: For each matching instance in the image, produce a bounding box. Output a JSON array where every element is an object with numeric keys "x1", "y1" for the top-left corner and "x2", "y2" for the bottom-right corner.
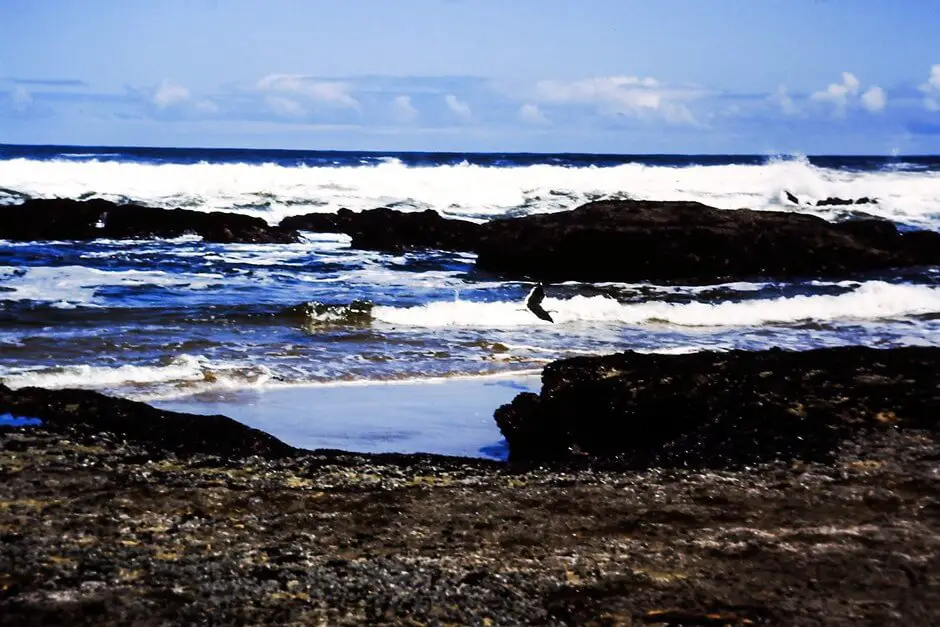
[
  {"x1": 0, "y1": 198, "x2": 298, "y2": 243},
  {"x1": 494, "y1": 346, "x2": 940, "y2": 467},
  {"x1": 785, "y1": 191, "x2": 800, "y2": 204},
  {"x1": 0, "y1": 384, "x2": 295, "y2": 459},
  {"x1": 474, "y1": 199, "x2": 940, "y2": 282},
  {"x1": 832, "y1": 218, "x2": 900, "y2": 249},
  {"x1": 281, "y1": 207, "x2": 484, "y2": 252},
  {"x1": 817, "y1": 196, "x2": 877, "y2": 206}
]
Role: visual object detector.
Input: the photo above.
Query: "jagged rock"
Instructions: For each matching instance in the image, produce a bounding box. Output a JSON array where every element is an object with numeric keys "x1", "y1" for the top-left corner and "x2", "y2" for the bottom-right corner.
[
  {"x1": 494, "y1": 346, "x2": 940, "y2": 467},
  {"x1": 0, "y1": 198, "x2": 298, "y2": 243},
  {"x1": 817, "y1": 196, "x2": 877, "y2": 206},
  {"x1": 281, "y1": 207, "x2": 483, "y2": 252},
  {"x1": 474, "y1": 200, "x2": 940, "y2": 282},
  {"x1": 0, "y1": 384, "x2": 295, "y2": 458}
]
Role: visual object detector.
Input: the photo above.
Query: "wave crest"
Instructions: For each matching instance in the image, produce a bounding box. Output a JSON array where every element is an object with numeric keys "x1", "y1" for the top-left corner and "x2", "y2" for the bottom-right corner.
[{"x1": 2, "y1": 157, "x2": 939, "y2": 229}]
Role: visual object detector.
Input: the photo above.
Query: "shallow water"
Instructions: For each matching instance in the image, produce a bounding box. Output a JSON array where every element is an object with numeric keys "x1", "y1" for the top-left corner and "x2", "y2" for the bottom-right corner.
[{"x1": 154, "y1": 374, "x2": 540, "y2": 460}]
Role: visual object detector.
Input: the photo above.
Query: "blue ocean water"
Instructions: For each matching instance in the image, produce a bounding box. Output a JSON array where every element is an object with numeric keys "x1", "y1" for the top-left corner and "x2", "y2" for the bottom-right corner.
[
  {"x1": 1, "y1": 144, "x2": 939, "y2": 417},
  {"x1": 3, "y1": 143, "x2": 940, "y2": 171}
]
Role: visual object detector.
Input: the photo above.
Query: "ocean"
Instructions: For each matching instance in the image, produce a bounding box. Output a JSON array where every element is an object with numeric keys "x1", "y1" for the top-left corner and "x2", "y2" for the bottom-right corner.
[{"x1": 2, "y1": 145, "x2": 939, "y2": 457}]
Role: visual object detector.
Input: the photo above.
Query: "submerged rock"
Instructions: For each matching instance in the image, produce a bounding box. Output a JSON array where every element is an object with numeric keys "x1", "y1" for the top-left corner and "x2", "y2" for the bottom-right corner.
[
  {"x1": 494, "y1": 346, "x2": 940, "y2": 467},
  {"x1": 0, "y1": 198, "x2": 298, "y2": 243},
  {"x1": 0, "y1": 383, "x2": 295, "y2": 458},
  {"x1": 280, "y1": 207, "x2": 484, "y2": 252},
  {"x1": 474, "y1": 199, "x2": 940, "y2": 282}
]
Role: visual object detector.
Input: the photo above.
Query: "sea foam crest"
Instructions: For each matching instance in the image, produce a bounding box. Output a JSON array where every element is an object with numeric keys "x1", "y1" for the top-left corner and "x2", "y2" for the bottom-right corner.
[
  {"x1": 0, "y1": 354, "x2": 272, "y2": 400},
  {"x1": 1, "y1": 156, "x2": 939, "y2": 228},
  {"x1": 372, "y1": 282, "x2": 940, "y2": 328}
]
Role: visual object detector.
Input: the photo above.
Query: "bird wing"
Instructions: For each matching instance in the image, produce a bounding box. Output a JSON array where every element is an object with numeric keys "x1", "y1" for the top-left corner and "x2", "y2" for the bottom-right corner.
[
  {"x1": 525, "y1": 284, "x2": 554, "y2": 322},
  {"x1": 525, "y1": 284, "x2": 544, "y2": 309}
]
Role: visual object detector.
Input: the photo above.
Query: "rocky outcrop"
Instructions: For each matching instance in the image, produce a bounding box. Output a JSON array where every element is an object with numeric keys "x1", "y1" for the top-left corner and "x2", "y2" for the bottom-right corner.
[
  {"x1": 494, "y1": 346, "x2": 940, "y2": 467},
  {"x1": 0, "y1": 383, "x2": 295, "y2": 458},
  {"x1": 280, "y1": 207, "x2": 484, "y2": 252},
  {"x1": 784, "y1": 192, "x2": 877, "y2": 206},
  {"x1": 475, "y1": 200, "x2": 940, "y2": 282},
  {"x1": 7, "y1": 198, "x2": 937, "y2": 283},
  {"x1": 281, "y1": 201, "x2": 940, "y2": 282},
  {"x1": 816, "y1": 196, "x2": 877, "y2": 206},
  {"x1": 0, "y1": 198, "x2": 298, "y2": 243}
]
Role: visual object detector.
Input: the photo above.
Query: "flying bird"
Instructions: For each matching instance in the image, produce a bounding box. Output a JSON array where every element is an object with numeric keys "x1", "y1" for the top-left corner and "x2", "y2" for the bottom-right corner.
[{"x1": 525, "y1": 282, "x2": 554, "y2": 323}]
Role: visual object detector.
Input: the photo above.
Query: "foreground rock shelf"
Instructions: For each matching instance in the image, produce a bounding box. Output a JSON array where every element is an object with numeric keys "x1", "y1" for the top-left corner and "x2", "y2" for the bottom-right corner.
[
  {"x1": 496, "y1": 345, "x2": 940, "y2": 466},
  {"x1": 1, "y1": 347, "x2": 939, "y2": 624}
]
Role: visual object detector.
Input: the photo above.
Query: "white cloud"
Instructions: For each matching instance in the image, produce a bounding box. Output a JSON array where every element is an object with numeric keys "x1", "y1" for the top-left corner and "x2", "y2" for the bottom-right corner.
[
  {"x1": 920, "y1": 65, "x2": 940, "y2": 111},
  {"x1": 518, "y1": 103, "x2": 549, "y2": 125},
  {"x1": 265, "y1": 95, "x2": 306, "y2": 117},
  {"x1": 810, "y1": 72, "x2": 892, "y2": 116},
  {"x1": 860, "y1": 86, "x2": 886, "y2": 113},
  {"x1": 10, "y1": 85, "x2": 32, "y2": 111},
  {"x1": 921, "y1": 64, "x2": 940, "y2": 90},
  {"x1": 153, "y1": 79, "x2": 191, "y2": 109},
  {"x1": 390, "y1": 95, "x2": 418, "y2": 122},
  {"x1": 810, "y1": 72, "x2": 861, "y2": 113},
  {"x1": 444, "y1": 94, "x2": 472, "y2": 121},
  {"x1": 770, "y1": 84, "x2": 798, "y2": 115},
  {"x1": 256, "y1": 74, "x2": 360, "y2": 110},
  {"x1": 530, "y1": 75, "x2": 701, "y2": 125}
]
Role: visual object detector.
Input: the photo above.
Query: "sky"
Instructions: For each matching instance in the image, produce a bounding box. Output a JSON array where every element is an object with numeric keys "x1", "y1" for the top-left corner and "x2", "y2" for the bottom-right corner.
[{"x1": 1, "y1": 0, "x2": 939, "y2": 154}]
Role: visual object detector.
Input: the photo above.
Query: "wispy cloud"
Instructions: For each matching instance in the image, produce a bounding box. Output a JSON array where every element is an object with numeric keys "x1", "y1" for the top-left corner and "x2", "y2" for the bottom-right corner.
[
  {"x1": 769, "y1": 84, "x2": 798, "y2": 115},
  {"x1": 518, "y1": 103, "x2": 549, "y2": 125},
  {"x1": 256, "y1": 74, "x2": 361, "y2": 110},
  {"x1": 390, "y1": 95, "x2": 418, "y2": 122},
  {"x1": 10, "y1": 85, "x2": 33, "y2": 112},
  {"x1": 528, "y1": 75, "x2": 703, "y2": 125},
  {"x1": 264, "y1": 95, "x2": 305, "y2": 117},
  {"x1": 6, "y1": 78, "x2": 88, "y2": 88},
  {"x1": 153, "y1": 79, "x2": 191, "y2": 109},
  {"x1": 444, "y1": 93, "x2": 472, "y2": 121}
]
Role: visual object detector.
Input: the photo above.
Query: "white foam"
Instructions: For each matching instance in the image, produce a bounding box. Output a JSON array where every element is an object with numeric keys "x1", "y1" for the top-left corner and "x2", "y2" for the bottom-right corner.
[
  {"x1": 0, "y1": 265, "x2": 226, "y2": 306},
  {"x1": 371, "y1": 282, "x2": 940, "y2": 328},
  {"x1": 2, "y1": 156, "x2": 939, "y2": 228},
  {"x1": 0, "y1": 354, "x2": 272, "y2": 399}
]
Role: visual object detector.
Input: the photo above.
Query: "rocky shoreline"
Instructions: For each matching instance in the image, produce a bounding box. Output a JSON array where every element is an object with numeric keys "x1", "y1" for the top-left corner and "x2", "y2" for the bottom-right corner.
[
  {"x1": 3, "y1": 198, "x2": 938, "y2": 282},
  {"x1": 2, "y1": 345, "x2": 939, "y2": 625}
]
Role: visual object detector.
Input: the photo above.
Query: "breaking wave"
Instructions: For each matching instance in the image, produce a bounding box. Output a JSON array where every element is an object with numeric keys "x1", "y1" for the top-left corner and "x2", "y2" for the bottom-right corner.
[
  {"x1": 368, "y1": 282, "x2": 940, "y2": 328},
  {"x1": 0, "y1": 354, "x2": 272, "y2": 400},
  {"x1": 2, "y1": 155, "x2": 939, "y2": 228}
]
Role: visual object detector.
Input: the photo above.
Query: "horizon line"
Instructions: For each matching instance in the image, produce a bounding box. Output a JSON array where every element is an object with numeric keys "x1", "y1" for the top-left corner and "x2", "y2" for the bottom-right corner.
[{"x1": 1, "y1": 141, "x2": 938, "y2": 159}]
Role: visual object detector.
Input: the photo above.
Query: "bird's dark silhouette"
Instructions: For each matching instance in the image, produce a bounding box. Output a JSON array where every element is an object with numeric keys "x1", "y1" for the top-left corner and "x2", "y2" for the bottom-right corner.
[{"x1": 525, "y1": 282, "x2": 554, "y2": 322}]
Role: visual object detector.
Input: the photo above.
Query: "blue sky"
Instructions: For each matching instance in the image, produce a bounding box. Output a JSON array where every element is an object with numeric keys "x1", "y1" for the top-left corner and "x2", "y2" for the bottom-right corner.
[{"x1": 1, "y1": 0, "x2": 939, "y2": 153}]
